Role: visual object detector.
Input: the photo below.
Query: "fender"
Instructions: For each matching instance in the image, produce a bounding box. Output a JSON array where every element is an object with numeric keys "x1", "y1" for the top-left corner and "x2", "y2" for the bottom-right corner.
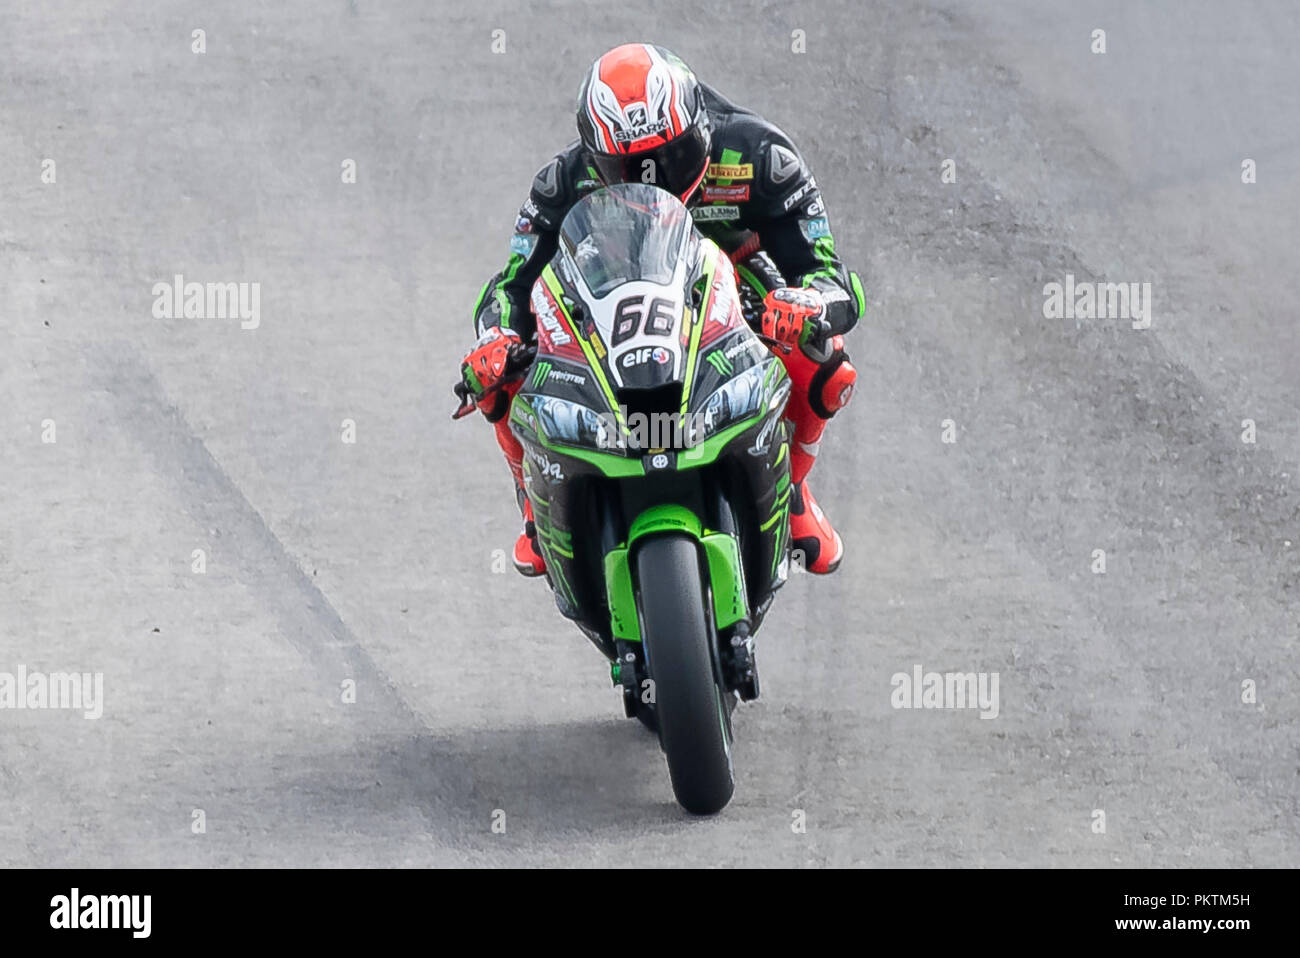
[{"x1": 603, "y1": 504, "x2": 749, "y2": 642}]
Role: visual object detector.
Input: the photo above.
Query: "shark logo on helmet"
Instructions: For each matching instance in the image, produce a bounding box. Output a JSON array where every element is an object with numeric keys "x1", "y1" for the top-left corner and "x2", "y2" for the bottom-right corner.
[{"x1": 584, "y1": 44, "x2": 689, "y2": 153}]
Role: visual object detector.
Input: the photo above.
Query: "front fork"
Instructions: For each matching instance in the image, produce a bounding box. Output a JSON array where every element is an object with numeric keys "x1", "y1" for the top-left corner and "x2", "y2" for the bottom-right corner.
[
  {"x1": 604, "y1": 504, "x2": 760, "y2": 703},
  {"x1": 613, "y1": 638, "x2": 650, "y2": 720}
]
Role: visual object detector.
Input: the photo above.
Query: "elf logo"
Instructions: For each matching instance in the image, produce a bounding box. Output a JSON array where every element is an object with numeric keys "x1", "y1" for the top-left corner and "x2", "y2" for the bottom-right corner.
[
  {"x1": 50, "y1": 888, "x2": 151, "y2": 938},
  {"x1": 621, "y1": 346, "x2": 672, "y2": 368}
]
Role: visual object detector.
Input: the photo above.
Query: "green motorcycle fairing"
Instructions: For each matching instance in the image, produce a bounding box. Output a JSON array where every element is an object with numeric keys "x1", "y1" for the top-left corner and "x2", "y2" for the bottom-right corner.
[{"x1": 508, "y1": 183, "x2": 792, "y2": 649}]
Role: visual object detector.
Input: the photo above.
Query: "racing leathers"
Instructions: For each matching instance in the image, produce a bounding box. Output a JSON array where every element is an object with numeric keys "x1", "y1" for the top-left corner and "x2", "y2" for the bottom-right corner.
[{"x1": 470, "y1": 83, "x2": 865, "y2": 574}]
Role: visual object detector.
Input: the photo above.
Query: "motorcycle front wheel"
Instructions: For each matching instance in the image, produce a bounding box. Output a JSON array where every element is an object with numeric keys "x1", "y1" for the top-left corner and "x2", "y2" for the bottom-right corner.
[{"x1": 635, "y1": 534, "x2": 735, "y2": 815}]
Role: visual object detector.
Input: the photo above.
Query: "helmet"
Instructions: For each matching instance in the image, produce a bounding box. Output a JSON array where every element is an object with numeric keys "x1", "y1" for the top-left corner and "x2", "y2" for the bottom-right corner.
[{"x1": 576, "y1": 44, "x2": 712, "y2": 203}]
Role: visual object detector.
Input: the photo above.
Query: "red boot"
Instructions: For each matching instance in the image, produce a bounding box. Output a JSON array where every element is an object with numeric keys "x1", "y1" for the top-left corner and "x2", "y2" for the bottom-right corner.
[
  {"x1": 789, "y1": 477, "x2": 843, "y2": 574},
  {"x1": 459, "y1": 327, "x2": 547, "y2": 577},
  {"x1": 489, "y1": 409, "x2": 547, "y2": 577},
  {"x1": 513, "y1": 498, "x2": 547, "y2": 577},
  {"x1": 777, "y1": 329, "x2": 856, "y2": 575}
]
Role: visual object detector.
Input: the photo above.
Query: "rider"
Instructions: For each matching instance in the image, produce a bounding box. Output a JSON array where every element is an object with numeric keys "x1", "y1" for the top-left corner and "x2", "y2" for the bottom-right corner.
[{"x1": 459, "y1": 42, "x2": 864, "y2": 576}]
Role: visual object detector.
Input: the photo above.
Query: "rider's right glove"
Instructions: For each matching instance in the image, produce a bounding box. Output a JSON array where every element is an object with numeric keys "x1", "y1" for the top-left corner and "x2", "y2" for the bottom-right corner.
[{"x1": 453, "y1": 325, "x2": 530, "y2": 420}]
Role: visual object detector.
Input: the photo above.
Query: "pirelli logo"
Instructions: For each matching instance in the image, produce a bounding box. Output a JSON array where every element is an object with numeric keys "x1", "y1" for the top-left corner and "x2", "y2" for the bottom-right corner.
[{"x1": 707, "y1": 162, "x2": 754, "y2": 180}]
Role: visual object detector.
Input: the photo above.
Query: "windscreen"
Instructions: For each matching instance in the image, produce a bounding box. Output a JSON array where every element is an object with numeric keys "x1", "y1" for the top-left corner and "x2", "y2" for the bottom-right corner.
[{"x1": 558, "y1": 183, "x2": 692, "y2": 298}]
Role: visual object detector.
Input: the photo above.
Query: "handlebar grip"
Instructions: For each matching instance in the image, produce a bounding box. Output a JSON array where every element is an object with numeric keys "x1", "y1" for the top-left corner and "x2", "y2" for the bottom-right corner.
[{"x1": 504, "y1": 342, "x2": 539, "y2": 376}]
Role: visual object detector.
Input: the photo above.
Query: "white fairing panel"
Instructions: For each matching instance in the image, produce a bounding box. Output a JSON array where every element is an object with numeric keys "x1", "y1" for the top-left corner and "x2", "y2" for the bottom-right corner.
[{"x1": 569, "y1": 251, "x2": 696, "y2": 389}]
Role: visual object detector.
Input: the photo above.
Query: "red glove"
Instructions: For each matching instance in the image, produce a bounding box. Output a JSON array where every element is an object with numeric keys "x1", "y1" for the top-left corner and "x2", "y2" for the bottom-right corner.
[
  {"x1": 454, "y1": 326, "x2": 529, "y2": 419},
  {"x1": 760, "y1": 287, "x2": 828, "y2": 351}
]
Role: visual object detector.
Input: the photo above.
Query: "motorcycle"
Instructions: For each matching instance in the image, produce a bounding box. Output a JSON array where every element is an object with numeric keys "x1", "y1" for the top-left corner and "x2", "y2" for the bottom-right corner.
[{"x1": 456, "y1": 183, "x2": 794, "y2": 814}]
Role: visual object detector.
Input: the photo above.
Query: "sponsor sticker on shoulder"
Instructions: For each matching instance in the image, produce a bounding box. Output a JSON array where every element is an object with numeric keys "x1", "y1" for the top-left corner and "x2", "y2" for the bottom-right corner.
[
  {"x1": 692, "y1": 204, "x2": 740, "y2": 222},
  {"x1": 510, "y1": 232, "x2": 538, "y2": 256},
  {"x1": 707, "y1": 162, "x2": 754, "y2": 180},
  {"x1": 536, "y1": 158, "x2": 561, "y2": 198},
  {"x1": 521, "y1": 197, "x2": 554, "y2": 229},
  {"x1": 768, "y1": 144, "x2": 801, "y2": 184},
  {"x1": 782, "y1": 178, "x2": 818, "y2": 211},
  {"x1": 800, "y1": 216, "x2": 831, "y2": 240}
]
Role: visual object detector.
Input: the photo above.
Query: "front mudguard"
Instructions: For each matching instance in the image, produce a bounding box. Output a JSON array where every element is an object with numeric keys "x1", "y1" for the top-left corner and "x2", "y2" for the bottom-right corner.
[{"x1": 603, "y1": 504, "x2": 749, "y2": 643}]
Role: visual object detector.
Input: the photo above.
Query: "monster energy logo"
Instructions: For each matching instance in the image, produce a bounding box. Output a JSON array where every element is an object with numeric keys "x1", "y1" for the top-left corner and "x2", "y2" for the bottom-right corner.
[
  {"x1": 530, "y1": 361, "x2": 586, "y2": 388},
  {"x1": 705, "y1": 351, "x2": 733, "y2": 376}
]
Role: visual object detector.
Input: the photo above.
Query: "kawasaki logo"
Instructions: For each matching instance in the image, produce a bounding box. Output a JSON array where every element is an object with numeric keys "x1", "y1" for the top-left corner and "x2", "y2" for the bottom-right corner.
[
  {"x1": 530, "y1": 449, "x2": 564, "y2": 480},
  {"x1": 705, "y1": 351, "x2": 733, "y2": 376}
]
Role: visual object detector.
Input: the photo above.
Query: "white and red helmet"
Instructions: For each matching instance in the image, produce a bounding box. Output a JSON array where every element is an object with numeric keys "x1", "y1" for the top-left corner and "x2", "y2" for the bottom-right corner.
[{"x1": 577, "y1": 44, "x2": 712, "y2": 203}]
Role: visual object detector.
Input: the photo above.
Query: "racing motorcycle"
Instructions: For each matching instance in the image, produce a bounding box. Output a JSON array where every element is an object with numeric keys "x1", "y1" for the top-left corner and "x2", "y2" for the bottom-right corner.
[{"x1": 456, "y1": 183, "x2": 794, "y2": 814}]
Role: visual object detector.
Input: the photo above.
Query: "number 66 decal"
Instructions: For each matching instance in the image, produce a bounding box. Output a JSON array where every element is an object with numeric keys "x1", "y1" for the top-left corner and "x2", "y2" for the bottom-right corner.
[{"x1": 611, "y1": 294, "x2": 676, "y2": 346}]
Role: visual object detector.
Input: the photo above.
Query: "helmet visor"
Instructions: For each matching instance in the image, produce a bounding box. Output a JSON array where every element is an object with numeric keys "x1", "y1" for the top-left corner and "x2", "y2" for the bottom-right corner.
[{"x1": 591, "y1": 123, "x2": 710, "y2": 201}]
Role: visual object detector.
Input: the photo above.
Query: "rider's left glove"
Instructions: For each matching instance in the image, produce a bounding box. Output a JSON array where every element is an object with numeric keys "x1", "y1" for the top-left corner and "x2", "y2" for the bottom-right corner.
[{"x1": 759, "y1": 287, "x2": 830, "y2": 352}]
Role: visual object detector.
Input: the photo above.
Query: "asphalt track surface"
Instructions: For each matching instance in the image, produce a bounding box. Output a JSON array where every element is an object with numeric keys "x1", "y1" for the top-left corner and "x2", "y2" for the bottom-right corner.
[{"x1": 2, "y1": 1, "x2": 1297, "y2": 866}]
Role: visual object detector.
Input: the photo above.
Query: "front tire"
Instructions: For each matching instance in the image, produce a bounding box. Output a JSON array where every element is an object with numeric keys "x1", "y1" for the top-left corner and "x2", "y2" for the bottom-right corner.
[{"x1": 635, "y1": 534, "x2": 735, "y2": 815}]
